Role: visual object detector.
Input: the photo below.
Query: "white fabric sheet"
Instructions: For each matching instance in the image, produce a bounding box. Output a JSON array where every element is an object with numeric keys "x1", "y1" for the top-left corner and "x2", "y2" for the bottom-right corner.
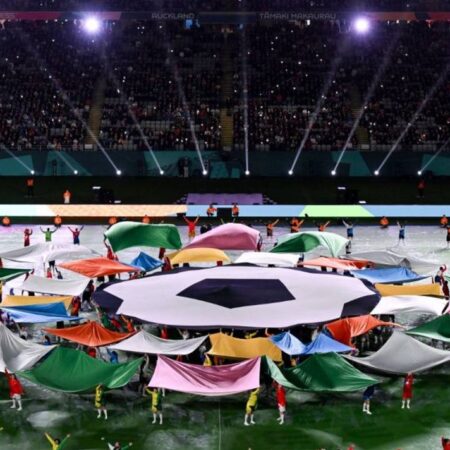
[
  {"x1": 18, "y1": 275, "x2": 89, "y2": 296},
  {"x1": 234, "y1": 252, "x2": 299, "y2": 267},
  {"x1": 372, "y1": 295, "x2": 448, "y2": 316}
]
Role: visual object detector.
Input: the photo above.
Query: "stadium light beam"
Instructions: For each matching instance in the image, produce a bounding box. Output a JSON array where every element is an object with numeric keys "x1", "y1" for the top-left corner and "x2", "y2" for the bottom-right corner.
[
  {"x1": 53, "y1": 150, "x2": 79, "y2": 175},
  {"x1": 353, "y1": 17, "x2": 371, "y2": 34},
  {"x1": 375, "y1": 63, "x2": 450, "y2": 175},
  {"x1": 82, "y1": 17, "x2": 101, "y2": 34},
  {"x1": 288, "y1": 38, "x2": 349, "y2": 175},
  {"x1": 0, "y1": 145, "x2": 35, "y2": 174},
  {"x1": 417, "y1": 136, "x2": 450, "y2": 175},
  {"x1": 333, "y1": 35, "x2": 398, "y2": 174}
]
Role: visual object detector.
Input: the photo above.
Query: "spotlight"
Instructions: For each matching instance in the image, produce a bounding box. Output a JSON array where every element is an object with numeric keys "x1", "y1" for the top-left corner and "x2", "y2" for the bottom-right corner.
[
  {"x1": 374, "y1": 170, "x2": 379, "y2": 176},
  {"x1": 83, "y1": 16, "x2": 101, "y2": 34},
  {"x1": 353, "y1": 17, "x2": 370, "y2": 34},
  {"x1": 288, "y1": 170, "x2": 293, "y2": 175},
  {"x1": 30, "y1": 170, "x2": 35, "y2": 175},
  {"x1": 417, "y1": 170, "x2": 422, "y2": 176},
  {"x1": 245, "y1": 170, "x2": 250, "y2": 176},
  {"x1": 160, "y1": 169, "x2": 164, "y2": 175},
  {"x1": 331, "y1": 170, "x2": 336, "y2": 176},
  {"x1": 73, "y1": 170, "x2": 78, "y2": 175},
  {"x1": 116, "y1": 169, "x2": 122, "y2": 176},
  {"x1": 202, "y1": 170, "x2": 208, "y2": 176}
]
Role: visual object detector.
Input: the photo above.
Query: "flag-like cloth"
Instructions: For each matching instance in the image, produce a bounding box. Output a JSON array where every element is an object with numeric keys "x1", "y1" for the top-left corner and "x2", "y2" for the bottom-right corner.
[
  {"x1": 375, "y1": 283, "x2": 442, "y2": 297},
  {"x1": 18, "y1": 275, "x2": 89, "y2": 296},
  {"x1": 148, "y1": 355, "x2": 260, "y2": 396},
  {"x1": 103, "y1": 265, "x2": 380, "y2": 328},
  {"x1": 0, "y1": 268, "x2": 29, "y2": 282},
  {"x1": 270, "y1": 231, "x2": 348, "y2": 257},
  {"x1": 1, "y1": 303, "x2": 81, "y2": 324},
  {"x1": 263, "y1": 354, "x2": 377, "y2": 392},
  {"x1": 130, "y1": 252, "x2": 163, "y2": 272},
  {"x1": 20, "y1": 347, "x2": 142, "y2": 392},
  {"x1": 0, "y1": 323, "x2": 55, "y2": 372},
  {"x1": 166, "y1": 248, "x2": 230, "y2": 266},
  {"x1": 270, "y1": 332, "x2": 352, "y2": 355},
  {"x1": 105, "y1": 222, "x2": 182, "y2": 252},
  {"x1": 372, "y1": 295, "x2": 448, "y2": 316},
  {"x1": 406, "y1": 315, "x2": 450, "y2": 343},
  {"x1": 1, "y1": 295, "x2": 72, "y2": 309},
  {"x1": 43, "y1": 321, "x2": 134, "y2": 347},
  {"x1": 301, "y1": 257, "x2": 369, "y2": 271},
  {"x1": 184, "y1": 223, "x2": 261, "y2": 251},
  {"x1": 208, "y1": 333, "x2": 282, "y2": 362},
  {"x1": 325, "y1": 315, "x2": 399, "y2": 346},
  {"x1": 59, "y1": 257, "x2": 138, "y2": 278},
  {"x1": 350, "y1": 267, "x2": 428, "y2": 284},
  {"x1": 234, "y1": 252, "x2": 299, "y2": 267},
  {"x1": 346, "y1": 331, "x2": 450, "y2": 374},
  {"x1": 109, "y1": 331, "x2": 207, "y2": 355}
]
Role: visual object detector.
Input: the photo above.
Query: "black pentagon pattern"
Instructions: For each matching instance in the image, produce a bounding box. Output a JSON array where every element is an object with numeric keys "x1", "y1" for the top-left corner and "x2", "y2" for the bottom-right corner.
[{"x1": 177, "y1": 278, "x2": 295, "y2": 309}]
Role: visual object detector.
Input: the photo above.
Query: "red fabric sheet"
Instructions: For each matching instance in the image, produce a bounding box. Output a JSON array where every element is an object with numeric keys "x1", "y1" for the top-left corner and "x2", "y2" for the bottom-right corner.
[
  {"x1": 301, "y1": 257, "x2": 370, "y2": 271},
  {"x1": 59, "y1": 257, "x2": 138, "y2": 278}
]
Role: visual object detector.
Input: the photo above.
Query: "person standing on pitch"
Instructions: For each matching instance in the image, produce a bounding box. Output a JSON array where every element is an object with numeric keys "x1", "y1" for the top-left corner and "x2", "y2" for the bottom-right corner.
[
  {"x1": 23, "y1": 228, "x2": 33, "y2": 247},
  {"x1": 68, "y1": 226, "x2": 84, "y2": 245},
  {"x1": 40, "y1": 226, "x2": 58, "y2": 242},
  {"x1": 266, "y1": 219, "x2": 279, "y2": 239},
  {"x1": 274, "y1": 382, "x2": 286, "y2": 425},
  {"x1": 401, "y1": 373, "x2": 414, "y2": 409},
  {"x1": 362, "y1": 385, "x2": 375, "y2": 415},
  {"x1": 5, "y1": 369, "x2": 24, "y2": 411},
  {"x1": 146, "y1": 387, "x2": 163, "y2": 425},
  {"x1": 397, "y1": 221, "x2": 406, "y2": 245},
  {"x1": 183, "y1": 215, "x2": 199, "y2": 240},
  {"x1": 95, "y1": 384, "x2": 108, "y2": 420},
  {"x1": 342, "y1": 219, "x2": 354, "y2": 240},
  {"x1": 45, "y1": 433, "x2": 71, "y2": 450},
  {"x1": 244, "y1": 388, "x2": 259, "y2": 426}
]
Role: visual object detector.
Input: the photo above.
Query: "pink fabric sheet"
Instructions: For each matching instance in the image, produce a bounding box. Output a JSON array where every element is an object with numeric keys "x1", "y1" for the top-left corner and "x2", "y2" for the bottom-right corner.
[{"x1": 149, "y1": 355, "x2": 261, "y2": 396}]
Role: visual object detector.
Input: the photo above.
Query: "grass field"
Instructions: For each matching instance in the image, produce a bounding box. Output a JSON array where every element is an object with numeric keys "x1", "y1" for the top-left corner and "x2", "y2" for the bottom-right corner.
[{"x1": 1, "y1": 370, "x2": 449, "y2": 450}]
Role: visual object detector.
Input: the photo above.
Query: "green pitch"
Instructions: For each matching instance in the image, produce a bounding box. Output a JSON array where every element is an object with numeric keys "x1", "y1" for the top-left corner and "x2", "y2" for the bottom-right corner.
[{"x1": 0, "y1": 373, "x2": 449, "y2": 450}]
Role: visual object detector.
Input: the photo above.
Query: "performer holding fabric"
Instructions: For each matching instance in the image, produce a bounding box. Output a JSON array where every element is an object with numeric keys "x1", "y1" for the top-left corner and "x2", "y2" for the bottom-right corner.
[
  {"x1": 244, "y1": 388, "x2": 260, "y2": 426},
  {"x1": 401, "y1": 373, "x2": 414, "y2": 409}
]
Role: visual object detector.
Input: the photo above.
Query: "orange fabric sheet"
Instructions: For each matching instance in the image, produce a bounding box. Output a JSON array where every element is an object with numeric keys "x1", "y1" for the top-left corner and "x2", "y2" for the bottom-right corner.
[
  {"x1": 325, "y1": 315, "x2": 400, "y2": 346},
  {"x1": 43, "y1": 321, "x2": 134, "y2": 347},
  {"x1": 59, "y1": 257, "x2": 138, "y2": 278},
  {"x1": 301, "y1": 257, "x2": 370, "y2": 271}
]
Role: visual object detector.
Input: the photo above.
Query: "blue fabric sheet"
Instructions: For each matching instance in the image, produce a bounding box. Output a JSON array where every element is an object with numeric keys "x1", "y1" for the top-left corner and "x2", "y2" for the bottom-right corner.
[
  {"x1": 270, "y1": 332, "x2": 306, "y2": 355},
  {"x1": 350, "y1": 267, "x2": 427, "y2": 284},
  {"x1": 130, "y1": 252, "x2": 163, "y2": 272},
  {"x1": 302, "y1": 333, "x2": 353, "y2": 355},
  {"x1": 1, "y1": 302, "x2": 81, "y2": 323}
]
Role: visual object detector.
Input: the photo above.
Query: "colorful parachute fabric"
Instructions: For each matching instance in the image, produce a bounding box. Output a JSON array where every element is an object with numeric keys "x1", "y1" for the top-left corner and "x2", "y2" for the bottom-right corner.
[
  {"x1": 270, "y1": 231, "x2": 348, "y2": 257},
  {"x1": 18, "y1": 275, "x2": 89, "y2": 296},
  {"x1": 0, "y1": 323, "x2": 55, "y2": 372},
  {"x1": 130, "y1": 252, "x2": 163, "y2": 272},
  {"x1": 325, "y1": 315, "x2": 400, "y2": 346},
  {"x1": 270, "y1": 332, "x2": 306, "y2": 356},
  {"x1": 105, "y1": 222, "x2": 182, "y2": 252},
  {"x1": 1, "y1": 303, "x2": 81, "y2": 324},
  {"x1": 20, "y1": 347, "x2": 142, "y2": 392},
  {"x1": 184, "y1": 223, "x2": 261, "y2": 251},
  {"x1": 0, "y1": 268, "x2": 29, "y2": 282},
  {"x1": 109, "y1": 331, "x2": 207, "y2": 355},
  {"x1": 208, "y1": 333, "x2": 282, "y2": 362},
  {"x1": 375, "y1": 283, "x2": 442, "y2": 297},
  {"x1": 59, "y1": 257, "x2": 138, "y2": 278},
  {"x1": 406, "y1": 315, "x2": 450, "y2": 343},
  {"x1": 346, "y1": 331, "x2": 450, "y2": 374},
  {"x1": 372, "y1": 295, "x2": 448, "y2": 316},
  {"x1": 301, "y1": 257, "x2": 369, "y2": 271},
  {"x1": 351, "y1": 267, "x2": 428, "y2": 284},
  {"x1": 1, "y1": 295, "x2": 73, "y2": 309},
  {"x1": 264, "y1": 354, "x2": 378, "y2": 392},
  {"x1": 302, "y1": 333, "x2": 353, "y2": 355},
  {"x1": 148, "y1": 355, "x2": 261, "y2": 396},
  {"x1": 43, "y1": 321, "x2": 134, "y2": 347},
  {"x1": 103, "y1": 265, "x2": 380, "y2": 328},
  {"x1": 166, "y1": 248, "x2": 230, "y2": 266},
  {"x1": 234, "y1": 252, "x2": 299, "y2": 267}
]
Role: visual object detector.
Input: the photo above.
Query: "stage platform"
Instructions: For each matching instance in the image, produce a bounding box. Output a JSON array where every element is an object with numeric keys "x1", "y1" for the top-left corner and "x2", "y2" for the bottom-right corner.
[{"x1": 0, "y1": 204, "x2": 448, "y2": 219}]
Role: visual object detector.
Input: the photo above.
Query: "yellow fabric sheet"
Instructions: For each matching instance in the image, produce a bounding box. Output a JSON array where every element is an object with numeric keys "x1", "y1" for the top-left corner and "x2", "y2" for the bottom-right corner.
[
  {"x1": 166, "y1": 248, "x2": 230, "y2": 265},
  {"x1": 376, "y1": 283, "x2": 442, "y2": 297},
  {"x1": 2, "y1": 295, "x2": 72, "y2": 308},
  {"x1": 208, "y1": 332, "x2": 282, "y2": 362}
]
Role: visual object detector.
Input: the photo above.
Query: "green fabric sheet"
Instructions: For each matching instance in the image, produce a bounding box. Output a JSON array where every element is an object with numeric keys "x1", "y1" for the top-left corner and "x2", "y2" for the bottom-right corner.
[
  {"x1": 19, "y1": 347, "x2": 142, "y2": 392},
  {"x1": 263, "y1": 353, "x2": 378, "y2": 392},
  {"x1": 270, "y1": 231, "x2": 348, "y2": 257},
  {"x1": 105, "y1": 222, "x2": 182, "y2": 252},
  {"x1": 406, "y1": 315, "x2": 450, "y2": 343},
  {"x1": 0, "y1": 268, "x2": 29, "y2": 282}
]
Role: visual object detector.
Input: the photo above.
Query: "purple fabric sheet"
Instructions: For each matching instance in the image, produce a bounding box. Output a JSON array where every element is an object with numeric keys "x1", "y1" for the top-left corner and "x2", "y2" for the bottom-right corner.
[
  {"x1": 186, "y1": 193, "x2": 263, "y2": 205},
  {"x1": 149, "y1": 355, "x2": 261, "y2": 396}
]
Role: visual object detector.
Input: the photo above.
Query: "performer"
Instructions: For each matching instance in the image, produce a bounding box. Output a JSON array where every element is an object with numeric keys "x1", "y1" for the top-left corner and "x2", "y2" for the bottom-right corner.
[
  {"x1": 23, "y1": 228, "x2": 33, "y2": 247},
  {"x1": 206, "y1": 204, "x2": 217, "y2": 217},
  {"x1": 440, "y1": 215, "x2": 449, "y2": 228},
  {"x1": 401, "y1": 373, "x2": 414, "y2": 409},
  {"x1": 316, "y1": 221, "x2": 330, "y2": 232},
  {"x1": 183, "y1": 216, "x2": 200, "y2": 240},
  {"x1": 380, "y1": 216, "x2": 389, "y2": 229},
  {"x1": 45, "y1": 433, "x2": 71, "y2": 450},
  {"x1": 244, "y1": 388, "x2": 260, "y2": 426},
  {"x1": 68, "y1": 226, "x2": 84, "y2": 245},
  {"x1": 40, "y1": 227, "x2": 58, "y2": 242},
  {"x1": 362, "y1": 385, "x2": 375, "y2": 415},
  {"x1": 342, "y1": 220, "x2": 354, "y2": 240},
  {"x1": 290, "y1": 217, "x2": 304, "y2": 233},
  {"x1": 146, "y1": 387, "x2": 163, "y2": 425},
  {"x1": 5, "y1": 369, "x2": 24, "y2": 411},
  {"x1": 232, "y1": 203, "x2": 240, "y2": 218},
  {"x1": 266, "y1": 219, "x2": 279, "y2": 239},
  {"x1": 95, "y1": 384, "x2": 108, "y2": 420},
  {"x1": 274, "y1": 382, "x2": 286, "y2": 425},
  {"x1": 101, "y1": 438, "x2": 133, "y2": 450},
  {"x1": 397, "y1": 221, "x2": 406, "y2": 245}
]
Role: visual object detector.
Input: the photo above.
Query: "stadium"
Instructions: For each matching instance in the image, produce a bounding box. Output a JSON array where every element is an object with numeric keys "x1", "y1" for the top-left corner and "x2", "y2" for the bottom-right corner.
[{"x1": 1, "y1": 1, "x2": 450, "y2": 449}]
